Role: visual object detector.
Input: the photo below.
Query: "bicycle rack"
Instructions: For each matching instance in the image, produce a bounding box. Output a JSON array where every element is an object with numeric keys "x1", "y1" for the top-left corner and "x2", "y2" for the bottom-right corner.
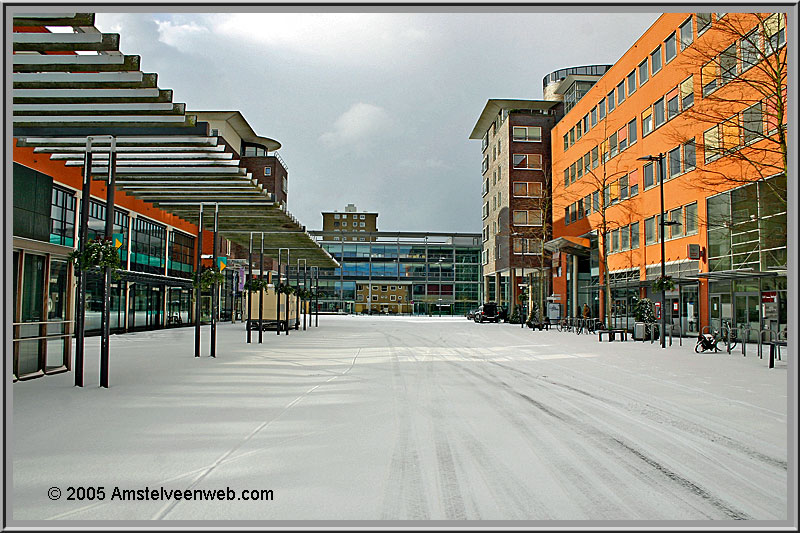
[
  {"x1": 737, "y1": 326, "x2": 759, "y2": 357},
  {"x1": 667, "y1": 323, "x2": 683, "y2": 346},
  {"x1": 760, "y1": 328, "x2": 777, "y2": 360}
]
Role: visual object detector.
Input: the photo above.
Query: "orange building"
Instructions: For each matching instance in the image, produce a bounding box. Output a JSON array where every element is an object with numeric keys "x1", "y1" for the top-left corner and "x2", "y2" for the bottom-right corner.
[{"x1": 546, "y1": 12, "x2": 787, "y2": 337}]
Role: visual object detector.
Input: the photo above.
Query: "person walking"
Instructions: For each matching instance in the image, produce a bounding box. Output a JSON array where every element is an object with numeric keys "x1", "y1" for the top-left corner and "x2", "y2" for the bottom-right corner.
[{"x1": 582, "y1": 303, "x2": 591, "y2": 319}]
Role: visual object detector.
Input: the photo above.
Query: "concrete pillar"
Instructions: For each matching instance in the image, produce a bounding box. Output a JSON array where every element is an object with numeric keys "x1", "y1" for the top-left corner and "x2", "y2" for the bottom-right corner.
[
  {"x1": 495, "y1": 273, "x2": 502, "y2": 306},
  {"x1": 484, "y1": 275, "x2": 491, "y2": 303},
  {"x1": 572, "y1": 255, "x2": 579, "y2": 318}
]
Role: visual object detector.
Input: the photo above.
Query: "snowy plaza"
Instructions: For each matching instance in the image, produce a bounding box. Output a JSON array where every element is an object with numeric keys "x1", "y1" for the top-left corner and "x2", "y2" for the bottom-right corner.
[{"x1": 11, "y1": 315, "x2": 789, "y2": 522}]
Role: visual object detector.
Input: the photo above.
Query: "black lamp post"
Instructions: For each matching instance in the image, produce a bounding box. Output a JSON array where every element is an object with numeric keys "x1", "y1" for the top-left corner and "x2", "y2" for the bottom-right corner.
[{"x1": 638, "y1": 153, "x2": 680, "y2": 348}]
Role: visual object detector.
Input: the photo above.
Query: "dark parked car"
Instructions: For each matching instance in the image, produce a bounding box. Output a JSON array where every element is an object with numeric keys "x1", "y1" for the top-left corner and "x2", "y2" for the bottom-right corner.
[
  {"x1": 466, "y1": 308, "x2": 478, "y2": 320},
  {"x1": 473, "y1": 302, "x2": 499, "y2": 323}
]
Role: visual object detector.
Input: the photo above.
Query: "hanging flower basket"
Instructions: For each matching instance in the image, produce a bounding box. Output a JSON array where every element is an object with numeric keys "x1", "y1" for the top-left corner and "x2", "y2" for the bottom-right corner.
[
  {"x1": 67, "y1": 239, "x2": 122, "y2": 277},
  {"x1": 192, "y1": 267, "x2": 226, "y2": 290},
  {"x1": 652, "y1": 276, "x2": 675, "y2": 293},
  {"x1": 243, "y1": 278, "x2": 268, "y2": 292},
  {"x1": 276, "y1": 283, "x2": 295, "y2": 295}
]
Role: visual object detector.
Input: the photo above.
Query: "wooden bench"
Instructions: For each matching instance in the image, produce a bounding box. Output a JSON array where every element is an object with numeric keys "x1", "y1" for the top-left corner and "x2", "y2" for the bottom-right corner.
[{"x1": 598, "y1": 328, "x2": 628, "y2": 342}]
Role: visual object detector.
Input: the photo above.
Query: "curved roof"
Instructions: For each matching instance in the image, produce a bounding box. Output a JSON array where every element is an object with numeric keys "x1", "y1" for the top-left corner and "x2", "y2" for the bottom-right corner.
[{"x1": 188, "y1": 111, "x2": 281, "y2": 152}]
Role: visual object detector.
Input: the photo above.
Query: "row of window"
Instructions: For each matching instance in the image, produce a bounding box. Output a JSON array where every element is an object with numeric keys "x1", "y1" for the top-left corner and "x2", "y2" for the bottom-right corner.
[
  {"x1": 512, "y1": 209, "x2": 543, "y2": 226},
  {"x1": 512, "y1": 237, "x2": 543, "y2": 255},
  {"x1": 563, "y1": 14, "x2": 700, "y2": 152},
  {"x1": 642, "y1": 202, "x2": 699, "y2": 246},
  {"x1": 332, "y1": 213, "x2": 367, "y2": 220},
  {"x1": 333, "y1": 221, "x2": 368, "y2": 228},
  {"x1": 703, "y1": 100, "x2": 772, "y2": 163}
]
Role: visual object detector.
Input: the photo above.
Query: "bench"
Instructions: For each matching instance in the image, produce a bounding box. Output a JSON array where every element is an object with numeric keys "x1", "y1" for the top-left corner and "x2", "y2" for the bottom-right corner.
[{"x1": 598, "y1": 328, "x2": 628, "y2": 342}]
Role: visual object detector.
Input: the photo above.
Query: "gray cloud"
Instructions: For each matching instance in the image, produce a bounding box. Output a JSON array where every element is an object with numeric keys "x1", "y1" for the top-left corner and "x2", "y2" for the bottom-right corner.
[{"x1": 95, "y1": 10, "x2": 658, "y2": 233}]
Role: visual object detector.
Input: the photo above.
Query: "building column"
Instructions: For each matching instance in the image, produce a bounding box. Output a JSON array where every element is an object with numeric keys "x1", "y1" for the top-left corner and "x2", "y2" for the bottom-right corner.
[
  {"x1": 484, "y1": 275, "x2": 491, "y2": 304},
  {"x1": 495, "y1": 273, "x2": 502, "y2": 307},
  {"x1": 572, "y1": 254, "x2": 579, "y2": 318}
]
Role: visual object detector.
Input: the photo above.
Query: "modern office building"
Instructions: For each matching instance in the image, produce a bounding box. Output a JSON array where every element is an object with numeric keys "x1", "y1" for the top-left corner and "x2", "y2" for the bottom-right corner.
[
  {"x1": 546, "y1": 12, "x2": 788, "y2": 335},
  {"x1": 321, "y1": 204, "x2": 379, "y2": 242},
  {"x1": 469, "y1": 66, "x2": 610, "y2": 317},
  {"x1": 311, "y1": 229, "x2": 483, "y2": 316}
]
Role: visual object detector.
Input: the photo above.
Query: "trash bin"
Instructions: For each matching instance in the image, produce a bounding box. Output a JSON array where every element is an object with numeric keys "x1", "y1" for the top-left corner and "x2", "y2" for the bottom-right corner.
[{"x1": 634, "y1": 322, "x2": 647, "y2": 341}]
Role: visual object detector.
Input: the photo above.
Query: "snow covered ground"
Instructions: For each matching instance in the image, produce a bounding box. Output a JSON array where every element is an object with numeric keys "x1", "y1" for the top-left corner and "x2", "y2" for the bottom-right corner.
[{"x1": 10, "y1": 315, "x2": 790, "y2": 522}]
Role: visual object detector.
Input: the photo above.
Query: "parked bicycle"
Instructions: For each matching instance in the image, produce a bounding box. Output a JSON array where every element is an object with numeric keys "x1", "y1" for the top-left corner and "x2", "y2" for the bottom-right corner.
[{"x1": 695, "y1": 321, "x2": 738, "y2": 353}]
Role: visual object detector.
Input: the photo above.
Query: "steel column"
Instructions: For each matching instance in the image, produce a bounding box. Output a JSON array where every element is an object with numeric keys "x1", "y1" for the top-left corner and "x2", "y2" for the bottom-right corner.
[
  {"x1": 247, "y1": 232, "x2": 253, "y2": 343},
  {"x1": 211, "y1": 203, "x2": 218, "y2": 358},
  {"x1": 100, "y1": 137, "x2": 116, "y2": 388},
  {"x1": 194, "y1": 203, "x2": 203, "y2": 358},
  {"x1": 74, "y1": 138, "x2": 92, "y2": 387}
]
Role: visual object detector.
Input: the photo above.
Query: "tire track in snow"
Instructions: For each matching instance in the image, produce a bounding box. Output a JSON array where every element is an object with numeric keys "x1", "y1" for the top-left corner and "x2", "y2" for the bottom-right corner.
[
  {"x1": 452, "y1": 353, "x2": 753, "y2": 520},
  {"x1": 489, "y1": 359, "x2": 787, "y2": 472},
  {"x1": 379, "y1": 334, "x2": 430, "y2": 520}
]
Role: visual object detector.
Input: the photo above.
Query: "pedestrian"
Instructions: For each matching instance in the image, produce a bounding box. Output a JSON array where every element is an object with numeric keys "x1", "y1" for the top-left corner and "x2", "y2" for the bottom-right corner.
[{"x1": 583, "y1": 303, "x2": 591, "y2": 319}]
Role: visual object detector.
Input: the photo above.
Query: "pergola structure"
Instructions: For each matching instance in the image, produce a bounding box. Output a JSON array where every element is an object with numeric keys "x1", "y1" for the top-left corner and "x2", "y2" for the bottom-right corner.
[{"x1": 12, "y1": 12, "x2": 337, "y2": 387}]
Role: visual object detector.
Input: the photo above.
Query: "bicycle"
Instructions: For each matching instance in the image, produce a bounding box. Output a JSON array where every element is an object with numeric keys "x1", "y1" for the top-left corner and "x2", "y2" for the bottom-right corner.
[{"x1": 557, "y1": 318, "x2": 572, "y2": 332}]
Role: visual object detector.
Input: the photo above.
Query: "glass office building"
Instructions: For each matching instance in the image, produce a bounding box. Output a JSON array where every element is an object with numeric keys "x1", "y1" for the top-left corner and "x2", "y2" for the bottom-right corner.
[{"x1": 311, "y1": 231, "x2": 483, "y2": 316}]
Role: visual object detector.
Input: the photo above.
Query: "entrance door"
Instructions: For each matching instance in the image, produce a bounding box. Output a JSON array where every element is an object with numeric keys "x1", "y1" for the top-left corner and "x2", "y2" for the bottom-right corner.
[
  {"x1": 709, "y1": 294, "x2": 722, "y2": 332},
  {"x1": 18, "y1": 253, "x2": 46, "y2": 377},
  {"x1": 734, "y1": 293, "x2": 760, "y2": 342}
]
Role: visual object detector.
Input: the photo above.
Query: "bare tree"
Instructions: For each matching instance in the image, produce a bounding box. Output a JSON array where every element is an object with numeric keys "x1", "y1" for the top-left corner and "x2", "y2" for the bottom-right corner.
[
  {"x1": 555, "y1": 117, "x2": 642, "y2": 327},
  {"x1": 672, "y1": 12, "x2": 787, "y2": 206}
]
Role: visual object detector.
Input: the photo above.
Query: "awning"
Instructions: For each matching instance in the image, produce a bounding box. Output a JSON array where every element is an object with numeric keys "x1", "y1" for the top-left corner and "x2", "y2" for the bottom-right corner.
[
  {"x1": 691, "y1": 268, "x2": 780, "y2": 281},
  {"x1": 12, "y1": 12, "x2": 337, "y2": 269},
  {"x1": 543, "y1": 236, "x2": 592, "y2": 256}
]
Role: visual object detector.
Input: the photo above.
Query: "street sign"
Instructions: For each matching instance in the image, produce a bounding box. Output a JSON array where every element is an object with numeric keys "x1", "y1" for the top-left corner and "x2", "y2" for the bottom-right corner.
[
  {"x1": 112, "y1": 233, "x2": 124, "y2": 249},
  {"x1": 216, "y1": 257, "x2": 227, "y2": 271}
]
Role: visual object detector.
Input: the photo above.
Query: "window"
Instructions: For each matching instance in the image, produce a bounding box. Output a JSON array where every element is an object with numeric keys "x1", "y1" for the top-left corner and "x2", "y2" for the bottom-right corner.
[
  {"x1": 482, "y1": 156, "x2": 489, "y2": 174},
  {"x1": 576, "y1": 158, "x2": 583, "y2": 179},
  {"x1": 513, "y1": 181, "x2": 542, "y2": 197},
  {"x1": 482, "y1": 131, "x2": 489, "y2": 152},
  {"x1": 645, "y1": 216, "x2": 657, "y2": 245},
  {"x1": 482, "y1": 178, "x2": 489, "y2": 196},
  {"x1": 742, "y1": 102, "x2": 763, "y2": 144},
  {"x1": 627, "y1": 70, "x2": 636, "y2": 95},
  {"x1": 372, "y1": 295, "x2": 378, "y2": 301},
  {"x1": 619, "y1": 175, "x2": 629, "y2": 199},
  {"x1": 592, "y1": 191, "x2": 600, "y2": 212},
  {"x1": 643, "y1": 162, "x2": 655, "y2": 189},
  {"x1": 680, "y1": 76, "x2": 694, "y2": 110},
  {"x1": 679, "y1": 17, "x2": 693, "y2": 50},
  {"x1": 653, "y1": 97, "x2": 665, "y2": 127},
  {"x1": 664, "y1": 33, "x2": 677, "y2": 63},
  {"x1": 512, "y1": 209, "x2": 543, "y2": 226},
  {"x1": 702, "y1": 59, "x2": 717, "y2": 96},
  {"x1": 609, "y1": 132, "x2": 618, "y2": 158},
  {"x1": 563, "y1": 134, "x2": 569, "y2": 151},
  {"x1": 584, "y1": 194, "x2": 592, "y2": 216},
  {"x1": 598, "y1": 98, "x2": 606, "y2": 120},
  {"x1": 342, "y1": 221, "x2": 348, "y2": 227},
  {"x1": 334, "y1": 214, "x2": 340, "y2": 219},
  {"x1": 360, "y1": 214, "x2": 365, "y2": 220},
  {"x1": 382, "y1": 285, "x2": 388, "y2": 292},
  {"x1": 651, "y1": 46, "x2": 662, "y2": 74},
  {"x1": 577, "y1": 199, "x2": 584, "y2": 220},
  {"x1": 607, "y1": 89, "x2": 615, "y2": 113},
  {"x1": 50, "y1": 187, "x2": 76, "y2": 247},
  {"x1": 611, "y1": 229, "x2": 619, "y2": 252},
  {"x1": 591, "y1": 146, "x2": 599, "y2": 168},
  {"x1": 638, "y1": 59, "x2": 649, "y2": 86},
  {"x1": 765, "y1": 13, "x2": 785, "y2": 51},
  {"x1": 570, "y1": 127, "x2": 575, "y2": 144},
  {"x1": 628, "y1": 118, "x2": 637, "y2": 145},
  {"x1": 631, "y1": 222, "x2": 640, "y2": 249},
  {"x1": 668, "y1": 146, "x2": 681, "y2": 178},
  {"x1": 620, "y1": 225, "x2": 630, "y2": 250},
  {"x1": 667, "y1": 92, "x2": 680, "y2": 120},
  {"x1": 513, "y1": 153, "x2": 542, "y2": 170},
  {"x1": 668, "y1": 208, "x2": 684, "y2": 239},
  {"x1": 683, "y1": 139, "x2": 696, "y2": 170},
  {"x1": 513, "y1": 126, "x2": 542, "y2": 142},
  {"x1": 482, "y1": 202, "x2": 489, "y2": 219},
  {"x1": 642, "y1": 108, "x2": 653, "y2": 136},
  {"x1": 564, "y1": 168, "x2": 570, "y2": 188},
  {"x1": 390, "y1": 295, "x2": 396, "y2": 301},
  {"x1": 360, "y1": 222, "x2": 366, "y2": 228},
  {"x1": 720, "y1": 43, "x2": 737, "y2": 85},
  {"x1": 685, "y1": 202, "x2": 698, "y2": 234},
  {"x1": 697, "y1": 13, "x2": 712, "y2": 35},
  {"x1": 583, "y1": 113, "x2": 590, "y2": 133},
  {"x1": 617, "y1": 81, "x2": 625, "y2": 105},
  {"x1": 570, "y1": 162, "x2": 576, "y2": 184},
  {"x1": 629, "y1": 169, "x2": 639, "y2": 196},
  {"x1": 741, "y1": 29, "x2": 759, "y2": 71},
  {"x1": 704, "y1": 126, "x2": 721, "y2": 163},
  {"x1": 591, "y1": 106, "x2": 598, "y2": 127},
  {"x1": 583, "y1": 152, "x2": 591, "y2": 174},
  {"x1": 264, "y1": 167, "x2": 272, "y2": 176},
  {"x1": 564, "y1": 206, "x2": 570, "y2": 225}
]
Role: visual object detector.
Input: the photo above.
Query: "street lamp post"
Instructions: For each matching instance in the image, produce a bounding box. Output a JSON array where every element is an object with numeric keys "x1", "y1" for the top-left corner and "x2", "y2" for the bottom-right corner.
[{"x1": 638, "y1": 153, "x2": 678, "y2": 349}]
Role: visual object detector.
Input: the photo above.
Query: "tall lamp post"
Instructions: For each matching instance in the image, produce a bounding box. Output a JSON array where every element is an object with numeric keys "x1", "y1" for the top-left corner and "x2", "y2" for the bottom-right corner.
[{"x1": 638, "y1": 153, "x2": 679, "y2": 349}]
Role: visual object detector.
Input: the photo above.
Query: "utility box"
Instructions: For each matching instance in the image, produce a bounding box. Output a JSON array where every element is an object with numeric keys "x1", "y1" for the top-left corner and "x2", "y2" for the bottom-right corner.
[
  {"x1": 633, "y1": 322, "x2": 648, "y2": 341},
  {"x1": 248, "y1": 287, "x2": 299, "y2": 323}
]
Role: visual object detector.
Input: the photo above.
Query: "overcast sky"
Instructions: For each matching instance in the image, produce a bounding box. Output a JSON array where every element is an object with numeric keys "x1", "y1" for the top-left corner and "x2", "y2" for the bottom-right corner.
[{"x1": 94, "y1": 10, "x2": 659, "y2": 233}]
